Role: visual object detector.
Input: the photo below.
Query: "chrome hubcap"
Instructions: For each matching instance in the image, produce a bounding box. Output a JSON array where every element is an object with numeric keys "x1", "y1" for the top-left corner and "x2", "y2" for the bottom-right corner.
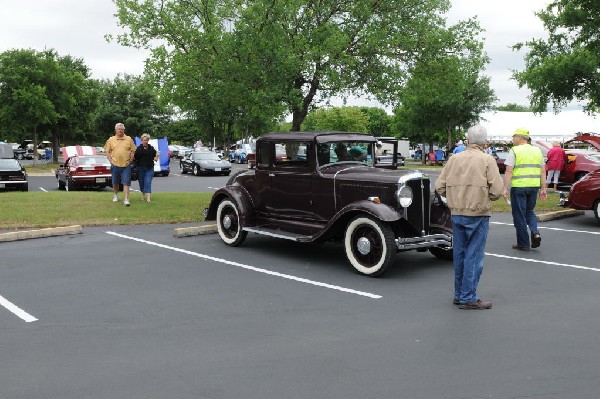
[
  {"x1": 357, "y1": 237, "x2": 371, "y2": 255},
  {"x1": 223, "y1": 215, "x2": 232, "y2": 230}
]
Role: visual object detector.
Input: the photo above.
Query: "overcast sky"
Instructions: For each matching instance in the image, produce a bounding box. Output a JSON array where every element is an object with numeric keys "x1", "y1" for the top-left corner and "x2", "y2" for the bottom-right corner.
[{"x1": 0, "y1": 0, "x2": 553, "y2": 109}]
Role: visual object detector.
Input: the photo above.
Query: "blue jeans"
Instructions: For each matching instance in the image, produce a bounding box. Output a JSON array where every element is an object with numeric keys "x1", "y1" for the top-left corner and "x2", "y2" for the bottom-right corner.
[
  {"x1": 451, "y1": 215, "x2": 490, "y2": 304},
  {"x1": 137, "y1": 166, "x2": 154, "y2": 194},
  {"x1": 111, "y1": 164, "x2": 132, "y2": 186},
  {"x1": 510, "y1": 187, "x2": 539, "y2": 248}
]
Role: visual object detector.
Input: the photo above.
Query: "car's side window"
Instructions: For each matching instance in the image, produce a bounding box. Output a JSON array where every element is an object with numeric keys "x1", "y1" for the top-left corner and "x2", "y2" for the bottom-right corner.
[
  {"x1": 274, "y1": 142, "x2": 309, "y2": 167},
  {"x1": 257, "y1": 142, "x2": 270, "y2": 166}
]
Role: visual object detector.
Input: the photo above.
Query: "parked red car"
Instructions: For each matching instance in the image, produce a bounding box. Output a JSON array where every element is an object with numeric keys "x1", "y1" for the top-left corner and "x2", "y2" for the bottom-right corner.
[
  {"x1": 55, "y1": 146, "x2": 112, "y2": 191},
  {"x1": 560, "y1": 150, "x2": 600, "y2": 184},
  {"x1": 560, "y1": 169, "x2": 600, "y2": 224}
]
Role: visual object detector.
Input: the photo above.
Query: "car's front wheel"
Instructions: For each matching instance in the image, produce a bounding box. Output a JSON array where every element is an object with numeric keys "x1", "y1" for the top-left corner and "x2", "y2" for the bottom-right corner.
[
  {"x1": 429, "y1": 246, "x2": 453, "y2": 260},
  {"x1": 180, "y1": 163, "x2": 187, "y2": 174},
  {"x1": 344, "y1": 216, "x2": 395, "y2": 276},
  {"x1": 216, "y1": 199, "x2": 247, "y2": 246},
  {"x1": 193, "y1": 164, "x2": 201, "y2": 176},
  {"x1": 594, "y1": 199, "x2": 600, "y2": 224}
]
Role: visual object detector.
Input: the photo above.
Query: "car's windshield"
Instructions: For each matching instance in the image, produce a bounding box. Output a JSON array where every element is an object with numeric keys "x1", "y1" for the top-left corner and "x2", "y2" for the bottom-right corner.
[
  {"x1": 0, "y1": 159, "x2": 19, "y2": 168},
  {"x1": 317, "y1": 142, "x2": 373, "y2": 167},
  {"x1": 195, "y1": 152, "x2": 220, "y2": 161}
]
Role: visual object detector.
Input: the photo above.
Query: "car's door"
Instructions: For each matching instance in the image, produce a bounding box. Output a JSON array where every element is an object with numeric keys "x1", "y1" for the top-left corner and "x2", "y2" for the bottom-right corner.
[{"x1": 266, "y1": 141, "x2": 313, "y2": 219}]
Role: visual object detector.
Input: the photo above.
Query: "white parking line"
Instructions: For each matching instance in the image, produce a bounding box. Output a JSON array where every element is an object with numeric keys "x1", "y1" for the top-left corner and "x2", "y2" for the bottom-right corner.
[
  {"x1": 0, "y1": 293, "x2": 38, "y2": 322},
  {"x1": 39, "y1": 187, "x2": 47, "y2": 192},
  {"x1": 106, "y1": 231, "x2": 382, "y2": 299},
  {"x1": 485, "y1": 252, "x2": 600, "y2": 272},
  {"x1": 491, "y1": 221, "x2": 600, "y2": 235}
]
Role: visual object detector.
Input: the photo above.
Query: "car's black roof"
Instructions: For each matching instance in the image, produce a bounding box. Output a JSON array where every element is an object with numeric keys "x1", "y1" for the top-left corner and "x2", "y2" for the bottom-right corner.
[{"x1": 257, "y1": 131, "x2": 376, "y2": 143}]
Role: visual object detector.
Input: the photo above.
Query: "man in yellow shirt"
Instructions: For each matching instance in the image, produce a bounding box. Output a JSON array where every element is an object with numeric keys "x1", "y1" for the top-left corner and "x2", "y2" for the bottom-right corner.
[
  {"x1": 104, "y1": 123, "x2": 136, "y2": 206},
  {"x1": 503, "y1": 128, "x2": 547, "y2": 250}
]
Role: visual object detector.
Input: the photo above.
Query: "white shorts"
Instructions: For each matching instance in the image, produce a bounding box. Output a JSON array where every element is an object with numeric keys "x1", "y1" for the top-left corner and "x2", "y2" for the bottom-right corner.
[{"x1": 546, "y1": 169, "x2": 561, "y2": 184}]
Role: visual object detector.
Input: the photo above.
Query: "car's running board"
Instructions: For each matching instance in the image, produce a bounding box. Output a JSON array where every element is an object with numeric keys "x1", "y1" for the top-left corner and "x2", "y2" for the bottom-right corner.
[{"x1": 243, "y1": 227, "x2": 311, "y2": 242}]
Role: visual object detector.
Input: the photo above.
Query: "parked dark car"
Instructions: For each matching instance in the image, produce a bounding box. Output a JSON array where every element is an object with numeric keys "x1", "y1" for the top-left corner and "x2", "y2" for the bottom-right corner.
[
  {"x1": 559, "y1": 169, "x2": 600, "y2": 224},
  {"x1": 0, "y1": 158, "x2": 28, "y2": 191},
  {"x1": 205, "y1": 131, "x2": 453, "y2": 277},
  {"x1": 180, "y1": 151, "x2": 232, "y2": 176},
  {"x1": 55, "y1": 147, "x2": 112, "y2": 191}
]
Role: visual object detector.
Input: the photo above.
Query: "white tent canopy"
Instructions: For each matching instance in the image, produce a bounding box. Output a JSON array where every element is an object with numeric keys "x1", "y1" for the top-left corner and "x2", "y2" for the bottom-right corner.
[{"x1": 479, "y1": 110, "x2": 600, "y2": 143}]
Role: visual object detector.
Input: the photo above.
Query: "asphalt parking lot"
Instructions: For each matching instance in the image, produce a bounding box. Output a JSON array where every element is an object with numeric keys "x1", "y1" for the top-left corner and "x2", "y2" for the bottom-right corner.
[{"x1": 1, "y1": 201, "x2": 599, "y2": 398}]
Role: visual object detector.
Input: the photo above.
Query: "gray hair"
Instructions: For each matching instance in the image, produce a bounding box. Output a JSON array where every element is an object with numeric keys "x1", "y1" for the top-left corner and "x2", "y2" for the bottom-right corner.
[
  {"x1": 141, "y1": 133, "x2": 151, "y2": 141},
  {"x1": 467, "y1": 124, "x2": 487, "y2": 146},
  {"x1": 115, "y1": 123, "x2": 125, "y2": 131}
]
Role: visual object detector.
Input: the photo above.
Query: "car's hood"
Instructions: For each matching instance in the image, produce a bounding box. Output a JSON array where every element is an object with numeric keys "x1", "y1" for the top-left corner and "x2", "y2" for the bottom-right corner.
[
  {"x1": 200, "y1": 160, "x2": 230, "y2": 166},
  {"x1": 324, "y1": 164, "x2": 428, "y2": 185}
]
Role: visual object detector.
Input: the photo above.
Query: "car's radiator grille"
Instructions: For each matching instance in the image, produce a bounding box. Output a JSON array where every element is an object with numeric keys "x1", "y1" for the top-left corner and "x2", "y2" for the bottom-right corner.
[{"x1": 405, "y1": 179, "x2": 430, "y2": 235}]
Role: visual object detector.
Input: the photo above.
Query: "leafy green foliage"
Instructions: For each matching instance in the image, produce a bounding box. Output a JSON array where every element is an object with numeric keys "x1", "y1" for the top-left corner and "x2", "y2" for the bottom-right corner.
[
  {"x1": 93, "y1": 74, "x2": 172, "y2": 141},
  {"x1": 513, "y1": 0, "x2": 600, "y2": 113},
  {"x1": 112, "y1": 0, "x2": 454, "y2": 133},
  {"x1": 393, "y1": 18, "x2": 495, "y2": 157}
]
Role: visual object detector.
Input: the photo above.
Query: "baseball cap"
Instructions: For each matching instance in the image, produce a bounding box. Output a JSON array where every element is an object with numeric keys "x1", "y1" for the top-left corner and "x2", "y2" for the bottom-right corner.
[{"x1": 513, "y1": 128, "x2": 530, "y2": 137}]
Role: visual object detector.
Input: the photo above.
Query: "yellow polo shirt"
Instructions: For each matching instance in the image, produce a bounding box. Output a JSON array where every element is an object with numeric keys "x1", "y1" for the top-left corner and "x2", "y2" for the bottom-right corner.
[{"x1": 104, "y1": 135, "x2": 136, "y2": 167}]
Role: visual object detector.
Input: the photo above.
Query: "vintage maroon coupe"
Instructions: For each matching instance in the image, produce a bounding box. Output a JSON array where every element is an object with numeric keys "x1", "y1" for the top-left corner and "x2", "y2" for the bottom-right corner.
[
  {"x1": 559, "y1": 169, "x2": 600, "y2": 224},
  {"x1": 205, "y1": 131, "x2": 453, "y2": 276}
]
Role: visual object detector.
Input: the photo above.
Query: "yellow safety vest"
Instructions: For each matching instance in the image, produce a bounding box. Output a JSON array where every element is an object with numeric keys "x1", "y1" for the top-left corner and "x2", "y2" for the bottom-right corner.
[{"x1": 511, "y1": 144, "x2": 543, "y2": 187}]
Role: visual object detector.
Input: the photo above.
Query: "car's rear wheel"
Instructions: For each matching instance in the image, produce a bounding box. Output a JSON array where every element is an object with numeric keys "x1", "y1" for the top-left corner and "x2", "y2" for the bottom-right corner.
[
  {"x1": 57, "y1": 178, "x2": 65, "y2": 190},
  {"x1": 193, "y1": 164, "x2": 200, "y2": 176},
  {"x1": 216, "y1": 199, "x2": 247, "y2": 246},
  {"x1": 66, "y1": 178, "x2": 74, "y2": 191},
  {"x1": 344, "y1": 215, "x2": 395, "y2": 276},
  {"x1": 594, "y1": 199, "x2": 600, "y2": 224},
  {"x1": 20, "y1": 183, "x2": 28, "y2": 192}
]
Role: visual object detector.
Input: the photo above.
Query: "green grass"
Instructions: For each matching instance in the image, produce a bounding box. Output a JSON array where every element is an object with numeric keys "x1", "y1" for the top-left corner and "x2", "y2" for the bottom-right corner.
[
  {"x1": 24, "y1": 163, "x2": 60, "y2": 173},
  {"x1": 1, "y1": 191, "x2": 213, "y2": 230}
]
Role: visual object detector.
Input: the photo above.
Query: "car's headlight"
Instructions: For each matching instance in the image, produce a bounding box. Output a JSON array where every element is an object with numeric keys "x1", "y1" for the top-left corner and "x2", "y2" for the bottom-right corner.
[{"x1": 395, "y1": 185, "x2": 413, "y2": 208}]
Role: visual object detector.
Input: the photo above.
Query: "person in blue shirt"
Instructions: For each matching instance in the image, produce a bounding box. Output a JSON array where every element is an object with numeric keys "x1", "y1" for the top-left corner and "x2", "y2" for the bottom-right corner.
[{"x1": 452, "y1": 140, "x2": 466, "y2": 154}]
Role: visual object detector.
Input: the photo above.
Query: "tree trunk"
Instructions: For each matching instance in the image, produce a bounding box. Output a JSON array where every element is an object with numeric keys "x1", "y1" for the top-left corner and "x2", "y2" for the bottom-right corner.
[{"x1": 290, "y1": 76, "x2": 319, "y2": 132}]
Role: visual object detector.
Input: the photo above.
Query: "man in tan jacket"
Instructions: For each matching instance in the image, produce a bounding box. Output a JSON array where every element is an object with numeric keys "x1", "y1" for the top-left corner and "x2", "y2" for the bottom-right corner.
[{"x1": 435, "y1": 124, "x2": 503, "y2": 310}]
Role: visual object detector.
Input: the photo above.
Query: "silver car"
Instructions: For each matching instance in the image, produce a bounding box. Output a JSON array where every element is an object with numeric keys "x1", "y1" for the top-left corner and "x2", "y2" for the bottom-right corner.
[{"x1": 180, "y1": 151, "x2": 232, "y2": 176}]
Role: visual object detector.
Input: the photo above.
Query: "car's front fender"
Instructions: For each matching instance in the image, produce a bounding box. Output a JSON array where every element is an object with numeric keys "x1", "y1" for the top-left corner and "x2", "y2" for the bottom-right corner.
[{"x1": 204, "y1": 186, "x2": 255, "y2": 227}]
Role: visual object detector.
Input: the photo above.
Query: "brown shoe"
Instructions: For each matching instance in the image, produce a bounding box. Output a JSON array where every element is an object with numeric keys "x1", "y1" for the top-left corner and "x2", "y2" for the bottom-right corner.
[
  {"x1": 459, "y1": 299, "x2": 492, "y2": 310},
  {"x1": 531, "y1": 233, "x2": 541, "y2": 248}
]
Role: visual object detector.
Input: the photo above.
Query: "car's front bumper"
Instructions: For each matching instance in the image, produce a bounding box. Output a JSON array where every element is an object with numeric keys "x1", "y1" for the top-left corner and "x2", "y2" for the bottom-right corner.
[{"x1": 396, "y1": 233, "x2": 452, "y2": 251}]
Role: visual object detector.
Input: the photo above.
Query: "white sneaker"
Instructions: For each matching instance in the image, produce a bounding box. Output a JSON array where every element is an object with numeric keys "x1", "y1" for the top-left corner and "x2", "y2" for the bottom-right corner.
[
  {"x1": 113, "y1": 194, "x2": 119, "y2": 202},
  {"x1": 124, "y1": 199, "x2": 130, "y2": 207}
]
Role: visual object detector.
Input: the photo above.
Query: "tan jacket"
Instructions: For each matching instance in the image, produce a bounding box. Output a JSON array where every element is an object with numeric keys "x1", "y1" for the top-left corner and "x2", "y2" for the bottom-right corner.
[{"x1": 435, "y1": 146, "x2": 504, "y2": 216}]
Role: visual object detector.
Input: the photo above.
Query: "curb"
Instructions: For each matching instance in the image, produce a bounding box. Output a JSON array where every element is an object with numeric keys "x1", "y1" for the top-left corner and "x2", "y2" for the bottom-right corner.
[
  {"x1": 0, "y1": 225, "x2": 83, "y2": 242},
  {"x1": 173, "y1": 224, "x2": 218, "y2": 238},
  {"x1": 536, "y1": 209, "x2": 584, "y2": 222}
]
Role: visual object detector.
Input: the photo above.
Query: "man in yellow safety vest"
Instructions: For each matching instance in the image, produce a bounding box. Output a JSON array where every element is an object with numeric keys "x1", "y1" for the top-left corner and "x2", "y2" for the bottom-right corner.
[{"x1": 503, "y1": 128, "x2": 547, "y2": 250}]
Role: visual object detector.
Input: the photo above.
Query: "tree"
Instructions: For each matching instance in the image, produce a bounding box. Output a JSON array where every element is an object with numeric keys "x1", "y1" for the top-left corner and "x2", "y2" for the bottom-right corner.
[
  {"x1": 392, "y1": 19, "x2": 495, "y2": 162},
  {"x1": 0, "y1": 49, "x2": 95, "y2": 162},
  {"x1": 494, "y1": 103, "x2": 533, "y2": 112},
  {"x1": 513, "y1": 0, "x2": 600, "y2": 113},
  {"x1": 93, "y1": 74, "x2": 172, "y2": 142},
  {"x1": 112, "y1": 0, "x2": 454, "y2": 132},
  {"x1": 302, "y1": 107, "x2": 369, "y2": 132}
]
